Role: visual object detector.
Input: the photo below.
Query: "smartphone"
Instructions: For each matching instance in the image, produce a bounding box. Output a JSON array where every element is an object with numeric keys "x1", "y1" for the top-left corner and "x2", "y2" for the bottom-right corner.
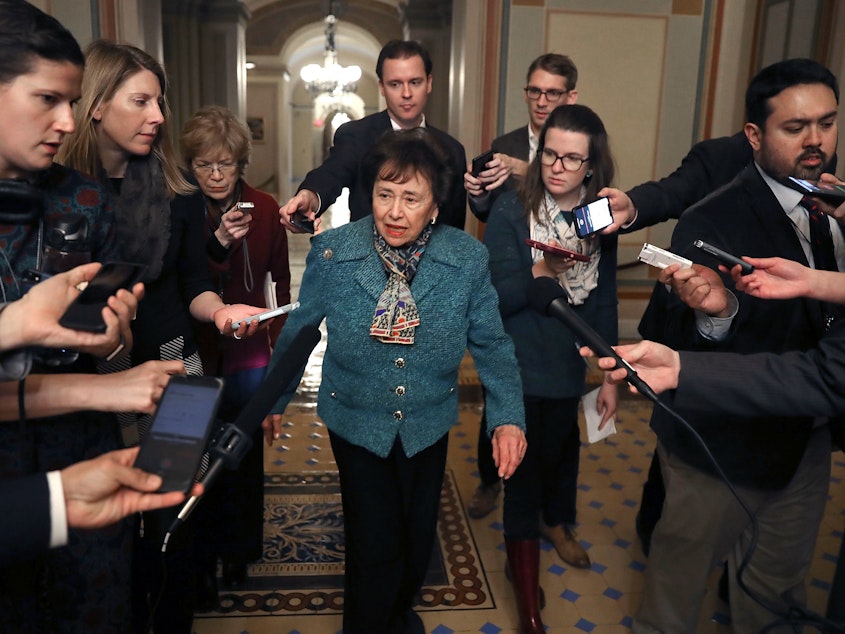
[
  {"x1": 133, "y1": 375, "x2": 224, "y2": 493},
  {"x1": 290, "y1": 210, "x2": 315, "y2": 234},
  {"x1": 471, "y1": 149, "x2": 494, "y2": 177},
  {"x1": 58, "y1": 261, "x2": 146, "y2": 333},
  {"x1": 236, "y1": 201, "x2": 254, "y2": 215},
  {"x1": 693, "y1": 239, "x2": 754, "y2": 275},
  {"x1": 787, "y1": 177, "x2": 845, "y2": 203},
  {"x1": 573, "y1": 197, "x2": 613, "y2": 238},
  {"x1": 525, "y1": 238, "x2": 590, "y2": 262},
  {"x1": 231, "y1": 301, "x2": 300, "y2": 329}
]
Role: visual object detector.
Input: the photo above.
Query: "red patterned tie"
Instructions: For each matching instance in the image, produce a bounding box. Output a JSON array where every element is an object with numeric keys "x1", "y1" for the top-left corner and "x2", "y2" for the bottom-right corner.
[{"x1": 801, "y1": 195, "x2": 837, "y2": 272}]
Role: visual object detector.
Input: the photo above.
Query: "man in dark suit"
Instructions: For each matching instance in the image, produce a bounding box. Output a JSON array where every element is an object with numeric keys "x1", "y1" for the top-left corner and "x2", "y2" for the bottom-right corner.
[
  {"x1": 279, "y1": 40, "x2": 467, "y2": 230},
  {"x1": 464, "y1": 53, "x2": 578, "y2": 221},
  {"x1": 590, "y1": 257, "x2": 845, "y2": 621},
  {"x1": 633, "y1": 58, "x2": 841, "y2": 633}
]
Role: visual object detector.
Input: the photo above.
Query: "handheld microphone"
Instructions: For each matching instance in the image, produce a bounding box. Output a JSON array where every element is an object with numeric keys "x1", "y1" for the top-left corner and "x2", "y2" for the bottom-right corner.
[
  {"x1": 163, "y1": 325, "x2": 321, "y2": 549},
  {"x1": 527, "y1": 276, "x2": 659, "y2": 402}
]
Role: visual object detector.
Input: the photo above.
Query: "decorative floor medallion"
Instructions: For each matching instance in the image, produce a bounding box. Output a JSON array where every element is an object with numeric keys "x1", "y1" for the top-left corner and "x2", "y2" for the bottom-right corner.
[{"x1": 205, "y1": 469, "x2": 493, "y2": 617}]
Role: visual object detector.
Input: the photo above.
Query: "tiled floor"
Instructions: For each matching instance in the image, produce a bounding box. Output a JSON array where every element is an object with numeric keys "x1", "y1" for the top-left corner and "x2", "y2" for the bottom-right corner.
[
  {"x1": 191, "y1": 226, "x2": 845, "y2": 633},
  {"x1": 191, "y1": 339, "x2": 845, "y2": 634}
]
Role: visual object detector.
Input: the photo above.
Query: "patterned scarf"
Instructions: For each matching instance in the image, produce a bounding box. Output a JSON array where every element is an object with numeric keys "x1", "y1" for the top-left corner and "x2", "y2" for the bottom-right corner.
[
  {"x1": 370, "y1": 223, "x2": 432, "y2": 344},
  {"x1": 530, "y1": 189, "x2": 601, "y2": 305}
]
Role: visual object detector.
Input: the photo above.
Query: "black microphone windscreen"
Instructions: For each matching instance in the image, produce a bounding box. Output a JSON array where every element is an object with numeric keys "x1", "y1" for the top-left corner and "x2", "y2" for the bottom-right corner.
[
  {"x1": 230, "y1": 325, "x2": 321, "y2": 438},
  {"x1": 528, "y1": 275, "x2": 567, "y2": 315}
]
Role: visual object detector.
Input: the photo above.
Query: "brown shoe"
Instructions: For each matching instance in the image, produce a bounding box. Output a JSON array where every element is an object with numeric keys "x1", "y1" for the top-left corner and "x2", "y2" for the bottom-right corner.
[
  {"x1": 466, "y1": 482, "x2": 501, "y2": 519},
  {"x1": 540, "y1": 522, "x2": 590, "y2": 569}
]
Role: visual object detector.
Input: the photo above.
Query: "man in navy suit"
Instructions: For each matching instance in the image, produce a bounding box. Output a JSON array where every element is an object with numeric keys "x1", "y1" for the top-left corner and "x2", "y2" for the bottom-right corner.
[
  {"x1": 464, "y1": 53, "x2": 579, "y2": 221},
  {"x1": 634, "y1": 58, "x2": 841, "y2": 634},
  {"x1": 279, "y1": 40, "x2": 468, "y2": 230}
]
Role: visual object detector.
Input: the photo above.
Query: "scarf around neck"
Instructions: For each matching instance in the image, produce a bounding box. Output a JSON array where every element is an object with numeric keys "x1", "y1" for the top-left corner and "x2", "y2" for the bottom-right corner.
[
  {"x1": 370, "y1": 223, "x2": 432, "y2": 344},
  {"x1": 108, "y1": 156, "x2": 171, "y2": 283},
  {"x1": 530, "y1": 189, "x2": 601, "y2": 305}
]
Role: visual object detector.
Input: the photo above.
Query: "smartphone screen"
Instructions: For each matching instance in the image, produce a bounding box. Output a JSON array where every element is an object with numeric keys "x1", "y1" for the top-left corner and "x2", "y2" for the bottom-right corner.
[
  {"x1": 133, "y1": 375, "x2": 224, "y2": 493},
  {"x1": 58, "y1": 261, "x2": 146, "y2": 333},
  {"x1": 573, "y1": 197, "x2": 613, "y2": 238}
]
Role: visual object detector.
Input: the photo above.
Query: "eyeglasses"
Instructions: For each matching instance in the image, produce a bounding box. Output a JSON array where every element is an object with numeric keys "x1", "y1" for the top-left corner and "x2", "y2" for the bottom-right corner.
[
  {"x1": 524, "y1": 86, "x2": 570, "y2": 102},
  {"x1": 539, "y1": 149, "x2": 589, "y2": 171},
  {"x1": 193, "y1": 161, "x2": 239, "y2": 175}
]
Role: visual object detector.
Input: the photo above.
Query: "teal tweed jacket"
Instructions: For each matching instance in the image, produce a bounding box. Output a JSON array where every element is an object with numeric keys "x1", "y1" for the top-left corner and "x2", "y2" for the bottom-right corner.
[{"x1": 268, "y1": 216, "x2": 525, "y2": 458}]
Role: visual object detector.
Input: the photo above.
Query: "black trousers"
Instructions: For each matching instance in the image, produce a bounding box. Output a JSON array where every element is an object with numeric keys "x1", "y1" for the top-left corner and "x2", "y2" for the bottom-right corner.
[
  {"x1": 329, "y1": 430, "x2": 448, "y2": 634},
  {"x1": 503, "y1": 395, "x2": 581, "y2": 539}
]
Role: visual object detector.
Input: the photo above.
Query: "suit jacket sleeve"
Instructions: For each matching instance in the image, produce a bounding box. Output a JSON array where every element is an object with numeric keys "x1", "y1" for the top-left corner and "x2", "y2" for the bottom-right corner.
[
  {"x1": 0, "y1": 474, "x2": 51, "y2": 565},
  {"x1": 299, "y1": 118, "x2": 371, "y2": 215},
  {"x1": 625, "y1": 132, "x2": 752, "y2": 232},
  {"x1": 468, "y1": 127, "x2": 530, "y2": 222},
  {"x1": 674, "y1": 318, "x2": 845, "y2": 417}
]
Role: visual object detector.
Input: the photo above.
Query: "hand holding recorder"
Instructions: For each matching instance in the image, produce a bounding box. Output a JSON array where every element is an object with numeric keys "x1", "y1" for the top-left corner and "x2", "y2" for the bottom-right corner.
[{"x1": 215, "y1": 201, "x2": 253, "y2": 247}]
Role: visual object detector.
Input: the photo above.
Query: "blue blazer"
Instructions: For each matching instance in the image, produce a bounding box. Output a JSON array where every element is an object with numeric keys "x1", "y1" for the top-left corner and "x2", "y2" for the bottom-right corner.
[
  {"x1": 268, "y1": 217, "x2": 525, "y2": 458},
  {"x1": 484, "y1": 191, "x2": 618, "y2": 399}
]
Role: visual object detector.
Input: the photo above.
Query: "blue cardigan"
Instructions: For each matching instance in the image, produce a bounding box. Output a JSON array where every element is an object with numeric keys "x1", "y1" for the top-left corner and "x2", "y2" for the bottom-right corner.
[
  {"x1": 268, "y1": 217, "x2": 525, "y2": 458},
  {"x1": 483, "y1": 191, "x2": 618, "y2": 399}
]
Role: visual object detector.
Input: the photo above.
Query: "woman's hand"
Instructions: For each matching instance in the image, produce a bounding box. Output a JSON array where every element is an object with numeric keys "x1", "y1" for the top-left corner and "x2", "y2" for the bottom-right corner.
[
  {"x1": 730, "y1": 256, "x2": 813, "y2": 300},
  {"x1": 210, "y1": 303, "x2": 267, "y2": 339},
  {"x1": 531, "y1": 240, "x2": 578, "y2": 278},
  {"x1": 95, "y1": 360, "x2": 185, "y2": 414},
  {"x1": 261, "y1": 413, "x2": 282, "y2": 446},
  {"x1": 596, "y1": 380, "x2": 618, "y2": 430},
  {"x1": 215, "y1": 203, "x2": 252, "y2": 248},
  {"x1": 0, "y1": 262, "x2": 142, "y2": 359},
  {"x1": 491, "y1": 424, "x2": 527, "y2": 479}
]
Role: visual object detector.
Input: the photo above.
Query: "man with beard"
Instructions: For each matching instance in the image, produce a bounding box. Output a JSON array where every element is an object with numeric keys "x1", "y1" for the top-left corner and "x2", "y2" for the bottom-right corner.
[{"x1": 633, "y1": 58, "x2": 841, "y2": 634}]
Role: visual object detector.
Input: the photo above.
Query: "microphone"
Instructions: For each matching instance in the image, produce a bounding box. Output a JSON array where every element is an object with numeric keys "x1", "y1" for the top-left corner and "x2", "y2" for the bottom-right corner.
[
  {"x1": 527, "y1": 276, "x2": 659, "y2": 402},
  {"x1": 163, "y1": 324, "x2": 321, "y2": 549}
]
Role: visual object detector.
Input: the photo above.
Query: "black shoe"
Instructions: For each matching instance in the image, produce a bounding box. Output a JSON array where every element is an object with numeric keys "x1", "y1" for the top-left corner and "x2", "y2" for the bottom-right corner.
[
  {"x1": 222, "y1": 562, "x2": 248, "y2": 588},
  {"x1": 196, "y1": 572, "x2": 219, "y2": 612}
]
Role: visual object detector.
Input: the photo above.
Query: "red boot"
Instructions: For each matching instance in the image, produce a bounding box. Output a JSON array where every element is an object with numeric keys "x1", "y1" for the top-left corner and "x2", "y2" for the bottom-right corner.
[{"x1": 505, "y1": 539, "x2": 545, "y2": 634}]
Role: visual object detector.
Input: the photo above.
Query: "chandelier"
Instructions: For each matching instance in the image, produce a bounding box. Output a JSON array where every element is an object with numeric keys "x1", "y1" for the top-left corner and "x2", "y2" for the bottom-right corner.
[{"x1": 299, "y1": 10, "x2": 361, "y2": 95}]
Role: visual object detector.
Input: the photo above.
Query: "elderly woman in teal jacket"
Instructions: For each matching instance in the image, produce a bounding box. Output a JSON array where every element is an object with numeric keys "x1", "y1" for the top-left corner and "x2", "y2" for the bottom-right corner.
[{"x1": 264, "y1": 129, "x2": 526, "y2": 634}]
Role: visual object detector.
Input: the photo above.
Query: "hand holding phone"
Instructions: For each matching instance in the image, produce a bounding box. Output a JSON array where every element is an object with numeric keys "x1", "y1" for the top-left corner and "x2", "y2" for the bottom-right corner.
[
  {"x1": 133, "y1": 375, "x2": 223, "y2": 493},
  {"x1": 471, "y1": 150, "x2": 495, "y2": 177},
  {"x1": 525, "y1": 238, "x2": 590, "y2": 262},
  {"x1": 231, "y1": 302, "x2": 300, "y2": 330},
  {"x1": 786, "y1": 177, "x2": 845, "y2": 204},
  {"x1": 58, "y1": 262, "x2": 146, "y2": 333},
  {"x1": 236, "y1": 201, "x2": 254, "y2": 216},
  {"x1": 290, "y1": 211, "x2": 315, "y2": 234},
  {"x1": 573, "y1": 197, "x2": 613, "y2": 238}
]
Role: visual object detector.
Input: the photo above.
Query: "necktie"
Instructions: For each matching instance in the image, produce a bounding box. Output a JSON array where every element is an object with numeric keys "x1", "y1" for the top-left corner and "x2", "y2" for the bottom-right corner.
[
  {"x1": 801, "y1": 196, "x2": 838, "y2": 272},
  {"x1": 801, "y1": 195, "x2": 841, "y2": 329}
]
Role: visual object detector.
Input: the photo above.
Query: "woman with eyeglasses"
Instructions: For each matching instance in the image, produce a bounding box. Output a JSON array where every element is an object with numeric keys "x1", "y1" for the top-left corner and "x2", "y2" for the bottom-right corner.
[
  {"x1": 180, "y1": 105, "x2": 291, "y2": 607},
  {"x1": 57, "y1": 41, "x2": 264, "y2": 632},
  {"x1": 482, "y1": 104, "x2": 618, "y2": 633}
]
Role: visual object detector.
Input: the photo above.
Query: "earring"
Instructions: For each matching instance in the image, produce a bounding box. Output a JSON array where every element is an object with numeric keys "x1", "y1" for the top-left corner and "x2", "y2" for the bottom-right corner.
[
  {"x1": 585, "y1": 170, "x2": 593, "y2": 179},
  {"x1": 430, "y1": 216, "x2": 437, "y2": 225}
]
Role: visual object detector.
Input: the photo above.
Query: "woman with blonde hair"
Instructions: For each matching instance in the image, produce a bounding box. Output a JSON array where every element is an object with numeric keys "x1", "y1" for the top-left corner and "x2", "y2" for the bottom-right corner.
[{"x1": 58, "y1": 40, "x2": 263, "y2": 632}]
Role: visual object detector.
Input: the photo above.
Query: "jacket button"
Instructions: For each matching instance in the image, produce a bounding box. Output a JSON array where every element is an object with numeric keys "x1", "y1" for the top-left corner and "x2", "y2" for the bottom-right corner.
[
  {"x1": 330, "y1": 392, "x2": 336, "y2": 398},
  {"x1": 449, "y1": 387, "x2": 455, "y2": 394},
  {"x1": 393, "y1": 410, "x2": 403, "y2": 420},
  {"x1": 394, "y1": 357, "x2": 405, "y2": 368},
  {"x1": 323, "y1": 248, "x2": 333, "y2": 260},
  {"x1": 395, "y1": 385, "x2": 406, "y2": 396}
]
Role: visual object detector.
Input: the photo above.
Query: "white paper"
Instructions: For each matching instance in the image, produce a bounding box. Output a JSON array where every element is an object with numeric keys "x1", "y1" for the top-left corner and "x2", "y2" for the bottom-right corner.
[
  {"x1": 263, "y1": 271, "x2": 278, "y2": 309},
  {"x1": 582, "y1": 386, "x2": 616, "y2": 443}
]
